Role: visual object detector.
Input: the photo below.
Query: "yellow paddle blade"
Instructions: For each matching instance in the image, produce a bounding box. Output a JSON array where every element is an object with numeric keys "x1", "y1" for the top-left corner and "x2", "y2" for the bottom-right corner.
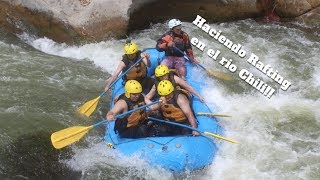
[
  {"x1": 51, "y1": 125, "x2": 94, "y2": 149},
  {"x1": 204, "y1": 131, "x2": 239, "y2": 144},
  {"x1": 78, "y1": 96, "x2": 101, "y2": 117},
  {"x1": 197, "y1": 112, "x2": 232, "y2": 117},
  {"x1": 206, "y1": 69, "x2": 233, "y2": 81}
]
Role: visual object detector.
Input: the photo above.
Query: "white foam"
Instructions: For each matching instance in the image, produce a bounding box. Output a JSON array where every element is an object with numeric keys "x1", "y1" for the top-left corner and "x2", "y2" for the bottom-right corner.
[
  {"x1": 65, "y1": 140, "x2": 173, "y2": 179},
  {"x1": 313, "y1": 68, "x2": 320, "y2": 87},
  {"x1": 18, "y1": 19, "x2": 320, "y2": 179},
  {"x1": 18, "y1": 33, "x2": 123, "y2": 74}
]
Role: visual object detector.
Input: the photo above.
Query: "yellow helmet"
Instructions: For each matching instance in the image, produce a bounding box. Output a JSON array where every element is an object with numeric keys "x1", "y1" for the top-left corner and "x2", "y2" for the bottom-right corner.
[
  {"x1": 155, "y1": 65, "x2": 169, "y2": 77},
  {"x1": 157, "y1": 80, "x2": 174, "y2": 96},
  {"x1": 124, "y1": 42, "x2": 138, "y2": 55},
  {"x1": 125, "y1": 80, "x2": 142, "y2": 98}
]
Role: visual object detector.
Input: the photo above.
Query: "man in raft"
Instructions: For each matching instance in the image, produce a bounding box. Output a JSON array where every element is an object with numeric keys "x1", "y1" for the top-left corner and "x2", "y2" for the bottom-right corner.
[
  {"x1": 147, "y1": 80, "x2": 200, "y2": 136},
  {"x1": 104, "y1": 41, "x2": 154, "y2": 92},
  {"x1": 156, "y1": 19, "x2": 199, "y2": 80},
  {"x1": 106, "y1": 80, "x2": 149, "y2": 138},
  {"x1": 145, "y1": 65, "x2": 205, "y2": 102}
]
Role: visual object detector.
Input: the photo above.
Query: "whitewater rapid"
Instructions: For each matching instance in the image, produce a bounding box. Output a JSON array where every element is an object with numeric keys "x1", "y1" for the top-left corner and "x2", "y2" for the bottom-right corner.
[{"x1": 10, "y1": 19, "x2": 320, "y2": 179}]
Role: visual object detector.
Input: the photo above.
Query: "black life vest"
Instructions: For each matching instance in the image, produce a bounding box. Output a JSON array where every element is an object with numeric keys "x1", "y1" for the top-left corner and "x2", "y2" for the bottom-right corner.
[
  {"x1": 154, "y1": 70, "x2": 191, "y2": 97},
  {"x1": 114, "y1": 93, "x2": 147, "y2": 133},
  {"x1": 155, "y1": 71, "x2": 177, "y2": 89},
  {"x1": 121, "y1": 50, "x2": 147, "y2": 81}
]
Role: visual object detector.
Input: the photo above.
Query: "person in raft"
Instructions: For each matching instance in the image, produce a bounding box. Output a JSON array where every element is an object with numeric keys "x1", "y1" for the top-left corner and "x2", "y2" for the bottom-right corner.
[
  {"x1": 106, "y1": 80, "x2": 149, "y2": 138},
  {"x1": 147, "y1": 80, "x2": 200, "y2": 136},
  {"x1": 104, "y1": 41, "x2": 154, "y2": 92},
  {"x1": 145, "y1": 65, "x2": 205, "y2": 102},
  {"x1": 156, "y1": 19, "x2": 199, "y2": 80}
]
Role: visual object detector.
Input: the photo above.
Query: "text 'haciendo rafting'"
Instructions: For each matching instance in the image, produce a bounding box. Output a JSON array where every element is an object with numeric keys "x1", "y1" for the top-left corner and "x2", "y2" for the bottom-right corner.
[{"x1": 190, "y1": 15, "x2": 292, "y2": 99}]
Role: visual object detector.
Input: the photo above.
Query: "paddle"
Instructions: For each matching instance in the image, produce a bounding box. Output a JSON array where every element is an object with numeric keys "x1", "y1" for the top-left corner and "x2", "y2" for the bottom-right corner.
[
  {"x1": 148, "y1": 117, "x2": 239, "y2": 144},
  {"x1": 52, "y1": 100, "x2": 160, "y2": 149},
  {"x1": 197, "y1": 112, "x2": 232, "y2": 117},
  {"x1": 172, "y1": 46, "x2": 233, "y2": 81},
  {"x1": 78, "y1": 57, "x2": 144, "y2": 117}
]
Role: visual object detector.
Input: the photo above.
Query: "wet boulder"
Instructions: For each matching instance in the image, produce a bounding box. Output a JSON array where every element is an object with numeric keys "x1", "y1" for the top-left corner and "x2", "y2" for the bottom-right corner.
[{"x1": 275, "y1": 0, "x2": 320, "y2": 17}]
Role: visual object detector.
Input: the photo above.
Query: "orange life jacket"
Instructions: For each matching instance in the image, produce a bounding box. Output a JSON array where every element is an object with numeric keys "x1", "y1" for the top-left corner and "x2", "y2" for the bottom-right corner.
[
  {"x1": 155, "y1": 70, "x2": 191, "y2": 97},
  {"x1": 158, "y1": 31, "x2": 192, "y2": 57},
  {"x1": 122, "y1": 50, "x2": 147, "y2": 81},
  {"x1": 114, "y1": 93, "x2": 147, "y2": 133},
  {"x1": 160, "y1": 90, "x2": 190, "y2": 123}
]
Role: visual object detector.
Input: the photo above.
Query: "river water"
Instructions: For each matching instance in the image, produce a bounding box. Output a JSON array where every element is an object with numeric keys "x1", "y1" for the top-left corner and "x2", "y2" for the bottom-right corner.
[{"x1": 0, "y1": 19, "x2": 319, "y2": 179}]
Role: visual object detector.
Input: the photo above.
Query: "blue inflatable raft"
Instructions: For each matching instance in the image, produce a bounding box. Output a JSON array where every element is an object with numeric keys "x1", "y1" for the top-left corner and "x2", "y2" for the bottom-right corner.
[{"x1": 104, "y1": 48, "x2": 223, "y2": 172}]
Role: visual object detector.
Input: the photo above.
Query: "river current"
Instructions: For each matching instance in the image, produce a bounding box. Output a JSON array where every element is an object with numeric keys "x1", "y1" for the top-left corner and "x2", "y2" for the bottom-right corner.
[{"x1": 0, "y1": 19, "x2": 319, "y2": 179}]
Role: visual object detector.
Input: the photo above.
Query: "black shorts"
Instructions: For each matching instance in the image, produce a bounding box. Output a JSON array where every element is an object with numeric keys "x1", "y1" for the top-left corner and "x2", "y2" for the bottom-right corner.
[
  {"x1": 119, "y1": 124, "x2": 148, "y2": 138},
  {"x1": 148, "y1": 122, "x2": 191, "y2": 137}
]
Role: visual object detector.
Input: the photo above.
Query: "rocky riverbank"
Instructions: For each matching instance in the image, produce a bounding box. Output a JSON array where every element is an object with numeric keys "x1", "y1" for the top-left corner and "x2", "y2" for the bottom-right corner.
[{"x1": 0, "y1": 0, "x2": 319, "y2": 44}]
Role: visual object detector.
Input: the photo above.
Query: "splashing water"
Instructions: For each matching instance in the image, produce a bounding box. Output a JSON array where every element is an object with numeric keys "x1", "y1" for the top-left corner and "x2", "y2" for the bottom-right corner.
[{"x1": 1, "y1": 19, "x2": 319, "y2": 179}]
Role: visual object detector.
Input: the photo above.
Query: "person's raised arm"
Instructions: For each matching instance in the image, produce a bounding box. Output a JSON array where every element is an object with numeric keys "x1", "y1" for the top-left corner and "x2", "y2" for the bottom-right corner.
[
  {"x1": 104, "y1": 61, "x2": 126, "y2": 91},
  {"x1": 174, "y1": 76, "x2": 204, "y2": 102}
]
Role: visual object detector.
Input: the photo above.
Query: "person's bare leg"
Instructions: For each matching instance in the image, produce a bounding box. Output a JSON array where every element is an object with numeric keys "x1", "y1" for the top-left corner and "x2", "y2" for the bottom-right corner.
[{"x1": 178, "y1": 66, "x2": 186, "y2": 80}]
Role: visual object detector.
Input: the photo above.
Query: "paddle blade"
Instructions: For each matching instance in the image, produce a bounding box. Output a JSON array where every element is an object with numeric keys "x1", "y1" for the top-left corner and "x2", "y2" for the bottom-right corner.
[
  {"x1": 51, "y1": 125, "x2": 93, "y2": 149},
  {"x1": 197, "y1": 112, "x2": 232, "y2": 117},
  {"x1": 206, "y1": 70, "x2": 233, "y2": 81},
  {"x1": 78, "y1": 96, "x2": 101, "y2": 117},
  {"x1": 204, "y1": 131, "x2": 239, "y2": 144}
]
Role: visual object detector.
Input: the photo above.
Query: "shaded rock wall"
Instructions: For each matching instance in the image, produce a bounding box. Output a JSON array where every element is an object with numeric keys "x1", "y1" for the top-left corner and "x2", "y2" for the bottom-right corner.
[
  {"x1": 128, "y1": 0, "x2": 261, "y2": 31},
  {"x1": 0, "y1": 1, "x2": 78, "y2": 43},
  {"x1": 0, "y1": 0, "x2": 319, "y2": 44}
]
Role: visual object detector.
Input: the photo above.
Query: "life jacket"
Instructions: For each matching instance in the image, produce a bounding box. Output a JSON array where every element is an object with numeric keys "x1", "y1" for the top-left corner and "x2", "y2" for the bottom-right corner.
[
  {"x1": 160, "y1": 31, "x2": 190, "y2": 57},
  {"x1": 160, "y1": 90, "x2": 190, "y2": 123},
  {"x1": 114, "y1": 93, "x2": 147, "y2": 133},
  {"x1": 154, "y1": 70, "x2": 191, "y2": 97},
  {"x1": 155, "y1": 71, "x2": 177, "y2": 89},
  {"x1": 121, "y1": 50, "x2": 147, "y2": 81},
  {"x1": 173, "y1": 32, "x2": 187, "y2": 52}
]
